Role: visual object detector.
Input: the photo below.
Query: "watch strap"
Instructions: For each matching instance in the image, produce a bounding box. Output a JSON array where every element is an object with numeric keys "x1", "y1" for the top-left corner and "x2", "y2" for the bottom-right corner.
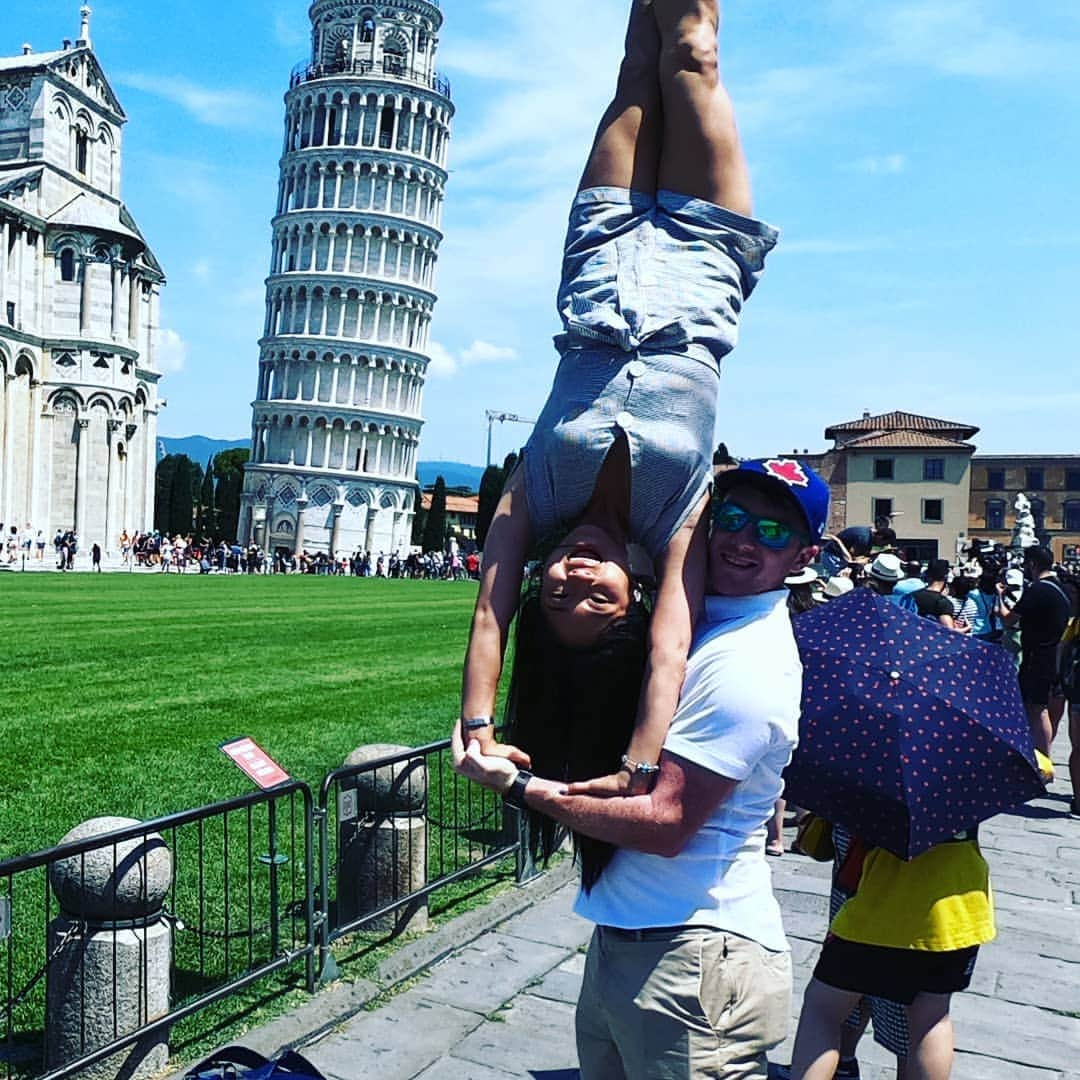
[{"x1": 503, "y1": 769, "x2": 533, "y2": 809}]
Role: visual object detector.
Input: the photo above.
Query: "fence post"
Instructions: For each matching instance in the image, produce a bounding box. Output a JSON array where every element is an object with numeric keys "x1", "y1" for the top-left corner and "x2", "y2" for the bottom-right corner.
[
  {"x1": 46, "y1": 817, "x2": 173, "y2": 1079},
  {"x1": 338, "y1": 745, "x2": 428, "y2": 935}
]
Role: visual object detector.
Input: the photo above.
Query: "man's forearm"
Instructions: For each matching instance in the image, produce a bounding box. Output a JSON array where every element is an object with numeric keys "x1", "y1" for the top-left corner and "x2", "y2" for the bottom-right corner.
[{"x1": 524, "y1": 777, "x2": 683, "y2": 856}]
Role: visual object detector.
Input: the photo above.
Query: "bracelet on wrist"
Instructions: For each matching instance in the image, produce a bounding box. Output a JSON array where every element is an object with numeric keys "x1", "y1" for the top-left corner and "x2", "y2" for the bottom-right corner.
[
  {"x1": 462, "y1": 716, "x2": 495, "y2": 733},
  {"x1": 620, "y1": 754, "x2": 661, "y2": 777}
]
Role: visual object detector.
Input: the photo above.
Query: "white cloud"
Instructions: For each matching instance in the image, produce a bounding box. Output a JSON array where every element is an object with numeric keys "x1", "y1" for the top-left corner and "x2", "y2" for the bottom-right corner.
[
  {"x1": 461, "y1": 340, "x2": 518, "y2": 365},
  {"x1": 154, "y1": 328, "x2": 188, "y2": 375},
  {"x1": 426, "y1": 340, "x2": 459, "y2": 378},
  {"x1": 426, "y1": 339, "x2": 518, "y2": 379},
  {"x1": 115, "y1": 73, "x2": 277, "y2": 130},
  {"x1": 191, "y1": 258, "x2": 213, "y2": 281},
  {"x1": 850, "y1": 154, "x2": 907, "y2": 175}
]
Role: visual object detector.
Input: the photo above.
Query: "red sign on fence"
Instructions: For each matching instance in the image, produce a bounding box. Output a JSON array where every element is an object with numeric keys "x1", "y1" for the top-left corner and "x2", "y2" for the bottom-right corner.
[{"x1": 220, "y1": 737, "x2": 290, "y2": 790}]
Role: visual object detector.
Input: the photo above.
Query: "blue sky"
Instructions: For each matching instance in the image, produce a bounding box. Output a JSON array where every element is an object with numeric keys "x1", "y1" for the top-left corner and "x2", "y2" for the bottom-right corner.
[{"x1": 7, "y1": 1, "x2": 1080, "y2": 465}]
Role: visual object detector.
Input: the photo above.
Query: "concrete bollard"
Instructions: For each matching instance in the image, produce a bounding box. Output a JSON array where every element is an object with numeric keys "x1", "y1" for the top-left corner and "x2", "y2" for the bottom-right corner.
[
  {"x1": 337, "y1": 744, "x2": 428, "y2": 935},
  {"x1": 46, "y1": 817, "x2": 173, "y2": 1079}
]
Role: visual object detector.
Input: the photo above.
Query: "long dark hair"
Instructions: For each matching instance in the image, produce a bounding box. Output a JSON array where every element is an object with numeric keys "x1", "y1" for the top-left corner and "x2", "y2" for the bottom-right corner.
[{"x1": 504, "y1": 583, "x2": 650, "y2": 892}]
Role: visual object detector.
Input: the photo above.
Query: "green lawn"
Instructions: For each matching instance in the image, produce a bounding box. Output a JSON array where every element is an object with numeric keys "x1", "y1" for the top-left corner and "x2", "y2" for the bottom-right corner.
[{"x1": 0, "y1": 574, "x2": 480, "y2": 861}]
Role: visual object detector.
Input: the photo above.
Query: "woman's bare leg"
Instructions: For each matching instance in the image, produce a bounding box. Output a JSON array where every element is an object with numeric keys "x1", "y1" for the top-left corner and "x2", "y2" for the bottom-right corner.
[
  {"x1": 578, "y1": 0, "x2": 663, "y2": 194},
  {"x1": 653, "y1": 0, "x2": 752, "y2": 214}
]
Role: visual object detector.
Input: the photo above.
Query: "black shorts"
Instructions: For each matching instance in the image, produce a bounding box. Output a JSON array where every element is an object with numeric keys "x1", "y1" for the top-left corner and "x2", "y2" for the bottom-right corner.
[
  {"x1": 1019, "y1": 651, "x2": 1059, "y2": 706},
  {"x1": 813, "y1": 936, "x2": 978, "y2": 1005}
]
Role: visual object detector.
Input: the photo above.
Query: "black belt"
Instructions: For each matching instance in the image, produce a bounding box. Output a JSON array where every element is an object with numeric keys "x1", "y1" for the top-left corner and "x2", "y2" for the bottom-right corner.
[{"x1": 599, "y1": 924, "x2": 710, "y2": 942}]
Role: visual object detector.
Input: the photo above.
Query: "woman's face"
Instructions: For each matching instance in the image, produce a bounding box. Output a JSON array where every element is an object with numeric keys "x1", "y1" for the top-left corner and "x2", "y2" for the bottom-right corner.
[{"x1": 540, "y1": 524, "x2": 633, "y2": 647}]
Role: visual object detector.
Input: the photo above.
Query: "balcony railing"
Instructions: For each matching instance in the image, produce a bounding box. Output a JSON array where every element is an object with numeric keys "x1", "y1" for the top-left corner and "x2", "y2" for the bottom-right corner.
[{"x1": 290, "y1": 58, "x2": 451, "y2": 100}]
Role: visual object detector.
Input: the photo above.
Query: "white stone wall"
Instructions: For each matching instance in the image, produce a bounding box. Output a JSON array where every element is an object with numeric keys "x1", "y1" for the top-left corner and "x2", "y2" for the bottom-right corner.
[
  {"x1": 242, "y1": 0, "x2": 451, "y2": 554},
  {"x1": 0, "y1": 41, "x2": 163, "y2": 550}
]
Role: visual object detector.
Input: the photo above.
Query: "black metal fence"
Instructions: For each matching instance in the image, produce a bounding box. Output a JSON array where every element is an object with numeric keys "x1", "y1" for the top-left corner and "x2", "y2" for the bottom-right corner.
[{"x1": 0, "y1": 741, "x2": 533, "y2": 1079}]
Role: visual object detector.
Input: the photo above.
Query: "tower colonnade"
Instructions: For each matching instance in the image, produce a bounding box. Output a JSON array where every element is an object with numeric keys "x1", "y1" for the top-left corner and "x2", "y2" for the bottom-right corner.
[{"x1": 241, "y1": 0, "x2": 452, "y2": 557}]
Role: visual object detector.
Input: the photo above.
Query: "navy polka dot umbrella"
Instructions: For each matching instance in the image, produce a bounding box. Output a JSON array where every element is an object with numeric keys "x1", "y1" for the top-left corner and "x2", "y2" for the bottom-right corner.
[{"x1": 785, "y1": 587, "x2": 1044, "y2": 859}]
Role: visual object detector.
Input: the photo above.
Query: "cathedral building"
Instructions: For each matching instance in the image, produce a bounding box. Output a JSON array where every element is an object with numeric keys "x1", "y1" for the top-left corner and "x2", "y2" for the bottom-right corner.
[
  {"x1": 240, "y1": 0, "x2": 452, "y2": 557},
  {"x1": 0, "y1": 7, "x2": 165, "y2": 550}
]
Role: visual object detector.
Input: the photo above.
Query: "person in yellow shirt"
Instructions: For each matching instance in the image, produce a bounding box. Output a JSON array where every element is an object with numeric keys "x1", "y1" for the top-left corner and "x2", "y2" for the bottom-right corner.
[{"x1": 787, "y1": 828, "x2": 996, "y2": 1080}]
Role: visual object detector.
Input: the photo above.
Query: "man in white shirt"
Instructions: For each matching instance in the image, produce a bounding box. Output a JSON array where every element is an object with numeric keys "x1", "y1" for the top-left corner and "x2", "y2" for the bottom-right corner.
[{"x1": 455, "y1": 458, "x2": 829, "y2": 1079}]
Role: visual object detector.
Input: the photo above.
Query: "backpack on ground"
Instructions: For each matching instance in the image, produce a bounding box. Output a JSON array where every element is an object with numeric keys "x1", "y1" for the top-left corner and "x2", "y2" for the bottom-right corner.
[{"x1": 184, "y1": 1046, "x2": 327, "y2": 1080}]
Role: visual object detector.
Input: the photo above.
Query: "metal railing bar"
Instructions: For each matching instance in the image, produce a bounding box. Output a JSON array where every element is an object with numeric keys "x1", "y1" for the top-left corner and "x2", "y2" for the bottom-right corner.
[{"x1": 0, "y1": 783, "x2": 310, "y2": 877}]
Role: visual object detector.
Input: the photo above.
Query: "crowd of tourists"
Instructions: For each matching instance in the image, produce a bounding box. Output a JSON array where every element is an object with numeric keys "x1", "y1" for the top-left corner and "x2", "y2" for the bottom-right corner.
[{"x1": 445, "y1": 3, "x2": 1072, "y2": 1079}]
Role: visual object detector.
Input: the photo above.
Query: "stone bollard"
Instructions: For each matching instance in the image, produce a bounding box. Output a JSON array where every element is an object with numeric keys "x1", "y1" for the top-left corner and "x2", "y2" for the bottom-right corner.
[
  {"x1": 46, "y1": 817, "x2": 173, "y2": 1079},
  {"x1": 337, "y1": 744, "x2": 428, "y2": 936}
]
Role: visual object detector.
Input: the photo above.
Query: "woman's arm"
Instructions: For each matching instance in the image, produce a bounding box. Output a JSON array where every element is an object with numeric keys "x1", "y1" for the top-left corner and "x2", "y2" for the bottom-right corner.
[
  {"x1": 566, "y1": 493, "x2": 709, "y2": 795},
  {"x1": 460, "y1": 465, "x2": 533, "y2": 763}
]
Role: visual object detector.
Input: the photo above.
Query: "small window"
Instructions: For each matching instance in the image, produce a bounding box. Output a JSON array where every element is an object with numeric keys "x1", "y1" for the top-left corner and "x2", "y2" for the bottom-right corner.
[
  {"x1": 1026, "y1": 467, "x2": 1045, "y2": 491},
  {"x1": 923, "y1": 458, "x2": 945, "y2": 481},
  {"x1": 1065, "y1": 502, "x2": 1080, "y2": 532},
  {"x1": 873, "y1": 458, "x2": 894, "y2": 481},
  {"x1": 5, "y1": 301, "x2": 14, "y2": 327},
  {"x1": 1066, "y1": 469, "x2": 1080, "y2": 492},
  {"x1": 873, "y1": 498, "x2": 893, "y2": 523},
  {"x1": 923, "y1": 499, "x2": 944, "y2": 524},
  {"x1": 360, "y1": 18, "x2": 375, "y2": 43},
  {"x1": 986, "y1": 499, "x2": 1005, "y2": 530},
  {"x1": 1030, "y1": 497, "x2": 1046, "y2": 531},
  {"x1": 59, "y1": 248, "x2": 76, "y2": 282},
  {"x1": 75, "y1": 130, "x2": 88, "y2": 174},
  {"x1": 986, "y1": 468, "x2": 1005, "y2": 490}
]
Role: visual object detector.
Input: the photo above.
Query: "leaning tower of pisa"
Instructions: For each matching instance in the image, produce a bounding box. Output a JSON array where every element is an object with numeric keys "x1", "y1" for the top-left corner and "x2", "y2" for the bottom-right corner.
[{"x1": 239, "y1": 0, "x2": 453, "y2": 557}]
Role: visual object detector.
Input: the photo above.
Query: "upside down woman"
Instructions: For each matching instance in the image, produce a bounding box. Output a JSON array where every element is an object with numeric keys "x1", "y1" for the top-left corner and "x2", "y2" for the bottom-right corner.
[{"x1": 456, "y1": 0, "x2": 778, "y2": 885}]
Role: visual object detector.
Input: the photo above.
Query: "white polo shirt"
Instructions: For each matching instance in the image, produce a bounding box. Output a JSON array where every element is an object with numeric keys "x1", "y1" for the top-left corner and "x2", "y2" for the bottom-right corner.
[{"x1": 574, "y1": 589, "x2": 801, "y2": 953}]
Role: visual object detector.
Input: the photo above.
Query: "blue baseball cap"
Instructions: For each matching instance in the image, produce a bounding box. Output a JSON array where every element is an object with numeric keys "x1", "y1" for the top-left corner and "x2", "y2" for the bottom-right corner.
[{"x1": 714, "y1": 459, "x2": 830, "y2": 543}]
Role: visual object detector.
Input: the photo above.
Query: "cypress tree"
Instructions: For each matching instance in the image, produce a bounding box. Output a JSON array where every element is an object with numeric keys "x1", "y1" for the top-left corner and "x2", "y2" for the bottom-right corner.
[
  {"x1": 198, "y1": 456, "x2": 216, "y2": 541},
  {"x1": 476, "y1": 465, "x2": 503, "y2": 550},
  {"x1": 421, "y1": 475, "x2": 447, "y2": 552},
  {"x1": 154, "y1": 455, "x2": 177, "y2": 534},
  {"x1": 214, "y1": 448, "x2": 250, "y2": 542},
  {"x1": 168, "y1": 456, "x2": 197, "y2": 536}
]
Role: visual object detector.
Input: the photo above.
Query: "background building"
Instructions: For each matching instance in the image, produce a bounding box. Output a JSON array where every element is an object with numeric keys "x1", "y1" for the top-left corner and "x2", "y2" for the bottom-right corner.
[
  {"x1": 799, "y1": 411, "x2": 1080, "y2": 562},
  {"x1": 968, "y1": 456, "x2": 1080, "y2": 561},
  {"x1": 240, "y1": 0, "x2": 452, "y2": 557},
  {"x1": 0, "y1": 8, "x2": 165, "y2": 550}
]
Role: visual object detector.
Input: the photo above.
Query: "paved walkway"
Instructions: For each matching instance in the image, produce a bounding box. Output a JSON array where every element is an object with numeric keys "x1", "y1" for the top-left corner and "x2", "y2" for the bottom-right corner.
[{"x1": 271, "y1": 733, "x2": 1080, "y2": 1079}]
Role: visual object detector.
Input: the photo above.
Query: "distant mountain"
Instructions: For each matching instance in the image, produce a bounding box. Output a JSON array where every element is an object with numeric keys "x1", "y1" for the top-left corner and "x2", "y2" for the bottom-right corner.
[
  {"x1": 159, "y1": 436, "x2": 249, "y2": 465},
  {"x1": 159, "y1": 439, "x2": 485, "y2": 493},
  {"x1": 416, "y1": 461, "x2": 484, "y2": 492}
]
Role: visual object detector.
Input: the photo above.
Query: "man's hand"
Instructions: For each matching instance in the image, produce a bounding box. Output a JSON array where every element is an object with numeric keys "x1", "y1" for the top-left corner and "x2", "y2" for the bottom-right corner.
[
  {"x1": 564, "y1": 769, "x2": 655, "y2": 798},
  {"x1": 451, "y1": 720, "x2": 521, "y2": 795}
]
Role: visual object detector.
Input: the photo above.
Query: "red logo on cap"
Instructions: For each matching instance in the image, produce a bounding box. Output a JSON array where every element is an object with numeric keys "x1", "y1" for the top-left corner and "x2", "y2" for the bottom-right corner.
[{"x1": 764, "y1": 459, "x2": 810, "y2": 488}]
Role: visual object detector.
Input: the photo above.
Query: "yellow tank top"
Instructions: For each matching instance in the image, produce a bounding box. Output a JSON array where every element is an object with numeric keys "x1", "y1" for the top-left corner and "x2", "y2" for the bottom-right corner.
[{"x1": 830, "y1": 839, "x2": 996, "y2": 952}]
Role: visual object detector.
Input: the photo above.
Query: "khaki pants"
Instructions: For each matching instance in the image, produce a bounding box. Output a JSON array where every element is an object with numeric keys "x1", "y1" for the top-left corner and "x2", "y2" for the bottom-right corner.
[{"x1": 575, "y1": 926, "x2": 791, "y2": 1080}]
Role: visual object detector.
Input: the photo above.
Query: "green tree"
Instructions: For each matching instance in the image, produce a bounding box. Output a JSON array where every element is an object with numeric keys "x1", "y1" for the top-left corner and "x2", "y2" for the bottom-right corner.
[
  {"x1": 153, "y1": 454, "x2": 177, "y2": 534},
  {"x1": 476, "y1": 465, "x2": 502, "y2": 550},
  {"x1": 214, "y1": 448, "x2": 250, "y2": 543},
  {"x1": 167, "y1": 456, "x2": 199, "y2": 536},
  {"x1": 421, "y1": 475, "x2": 447, "y2": 553},
  {"x1": 476, "y1": 452, "x2": 520, "y2": 550},
  {"x1": 195, "y1": 456, "x2": 215, "y2": 541}
]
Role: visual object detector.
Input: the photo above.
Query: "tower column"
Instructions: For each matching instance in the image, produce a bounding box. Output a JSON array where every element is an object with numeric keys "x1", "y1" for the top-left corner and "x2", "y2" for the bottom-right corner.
[
  {"x1": 79, "y1": 252, "x2": 92, "y2": 333},
  {"x1": 74, "y1": 418, "x2": 90, "y2": 536}
]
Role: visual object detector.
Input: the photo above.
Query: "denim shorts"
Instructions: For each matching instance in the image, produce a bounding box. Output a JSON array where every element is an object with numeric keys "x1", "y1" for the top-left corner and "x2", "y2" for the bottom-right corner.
[
  {"x1": 524, "y1": 187, "x2": 779, "y2": 557},
  {"x1": 556, "y1": 186, "x2": 779, "y2": 371}
]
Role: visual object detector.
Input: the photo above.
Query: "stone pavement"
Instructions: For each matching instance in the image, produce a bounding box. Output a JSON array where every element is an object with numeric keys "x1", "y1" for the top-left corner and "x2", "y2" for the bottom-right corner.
[{"x1": 270, "y1": 732, "x2": 1080, "y2": 1079}]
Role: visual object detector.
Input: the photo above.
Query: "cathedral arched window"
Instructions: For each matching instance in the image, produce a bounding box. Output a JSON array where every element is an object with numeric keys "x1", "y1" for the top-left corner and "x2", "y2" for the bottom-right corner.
[
  {"x1": 75, "y1": 129, "x2": 89, "y2": 175},
  {"x1": 59, "y1": 248, "x2": 77, "y2": 282},
  {"x1": 360, "y1": 18, "x2": 375, "y2": 44}
]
